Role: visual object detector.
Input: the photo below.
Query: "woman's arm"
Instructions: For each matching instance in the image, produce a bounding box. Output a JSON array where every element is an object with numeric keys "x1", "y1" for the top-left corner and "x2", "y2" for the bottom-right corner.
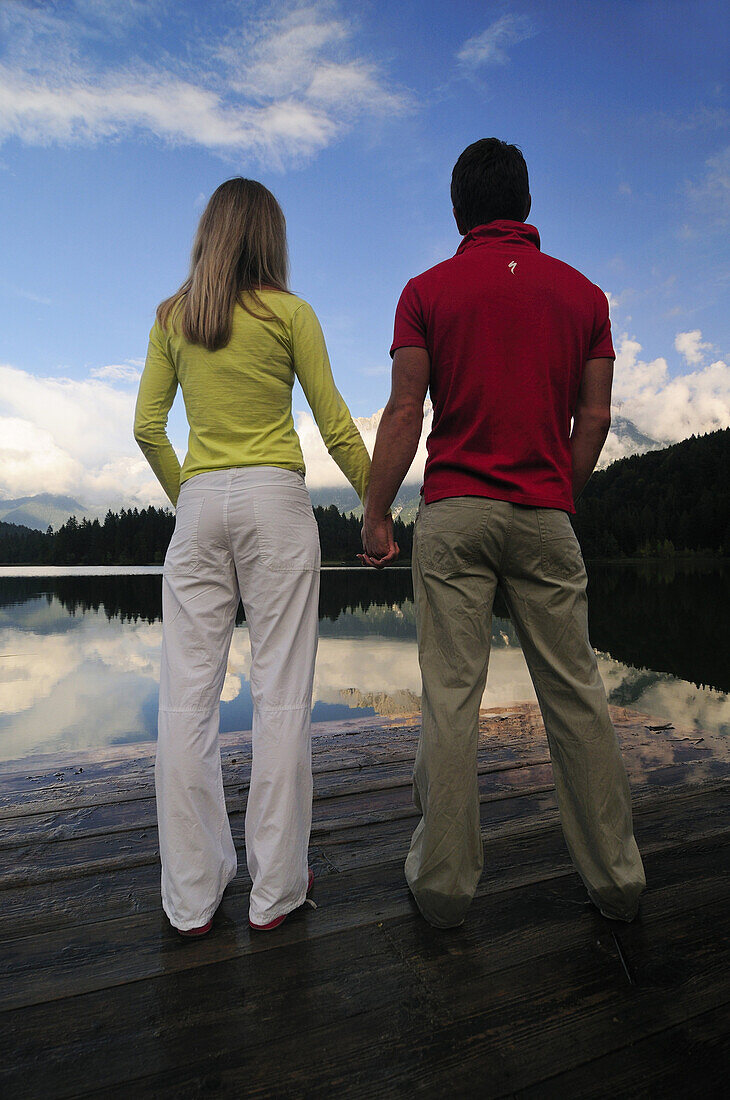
[
  {"x1": 291, "y1": 303, "x2": 370, "y2": 503},
  {"x1": 134, "y1": 324, "x2": 182, "y2": 506}
]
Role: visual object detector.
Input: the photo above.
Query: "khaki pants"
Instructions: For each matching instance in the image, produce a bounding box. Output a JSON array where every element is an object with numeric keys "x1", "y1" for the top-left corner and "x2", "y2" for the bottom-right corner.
[{"x1": 408, "y1": 497, "x2": 645, "y2": 928}]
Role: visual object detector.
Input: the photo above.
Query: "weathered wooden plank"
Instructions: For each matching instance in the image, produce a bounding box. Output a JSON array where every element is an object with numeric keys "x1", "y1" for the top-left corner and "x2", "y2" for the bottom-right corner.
[
  {"x1": 0, "y1": 705, "x2": 727, "y2": 1100},
  {"x1": 2, "y1": 778, "x2": 724, "y2": 947},
  {"x1": 0, "y1": 756, "x2": 556, "y2": 844},
  {"x1": 0, "y1": 704, "x2": 722, "y2": 821},
  {"x1": 0, "y1": 740, "x2": 549, "y2": 819},
  {"x1": 105, "y1": 877, "x2": 730, "y2": 1100},
  {"x1": 3, "y1": 852, "x2": 726, "y2": 1100},
  {"x1": 0, "y1": 816, "x2": 726, "y2": 1017},
  {"x1": 317, "y1": 773, "x2": 728, "y2": 869},
  {"x1": 517, "y1": 1000, "x2": 730, "y2": 1098},
  {"x1": 0, "y1": 921, "x2": 416, "y2": 1100},
  {"x1": 1, "y1": 760, "x2": 726, "y2": 896},
  {"x1": 2, "y1": 737, "x2": 726, "y2": 856},
  {"x1": 0, "y1": 778, "x2": 560, "y2": 889}
]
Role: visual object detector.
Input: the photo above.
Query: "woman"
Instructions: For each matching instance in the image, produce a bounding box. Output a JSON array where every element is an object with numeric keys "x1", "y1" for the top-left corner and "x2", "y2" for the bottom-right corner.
[{"x1": 134, "y1": 178, "x2": 370, "y2": 936}]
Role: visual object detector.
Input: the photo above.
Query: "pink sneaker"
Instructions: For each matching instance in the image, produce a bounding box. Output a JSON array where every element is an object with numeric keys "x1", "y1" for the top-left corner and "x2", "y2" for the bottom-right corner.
[
  {"x1": 176, "y1": 919, "x2": 213, "y2": 938},
  {"x1": 249, "y1": 869, "x2": 315, "y2": 932}
]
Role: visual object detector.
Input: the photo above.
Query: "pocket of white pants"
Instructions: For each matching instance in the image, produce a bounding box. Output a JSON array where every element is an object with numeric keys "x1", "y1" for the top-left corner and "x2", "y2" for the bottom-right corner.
[
  {"x1": 164, "y1": 493, "x2": 205, "y2": 576},
  {"x1": 253, "y1": 490, "x2": 320, "y2": 572},
  {"x1": 537, "y1": 509, "x2": 585, "y2": 579}
]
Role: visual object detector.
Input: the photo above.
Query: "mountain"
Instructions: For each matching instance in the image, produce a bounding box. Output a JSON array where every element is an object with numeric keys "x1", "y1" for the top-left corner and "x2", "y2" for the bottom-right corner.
[
  {"x1": 0, "y1": 493, "x2": 103, "y2": 532},
  {"x1": 308, "y1": 486, "x2": 362, "y2": 514},
  {"x1": 311, "y1": 406, "x2": 663, "y2": 517},
  {"x1": 309, "y1": 483, "x2": 423, "y2": 520},
  {"x1": 599, "y1": 414, "x2": 663, "y2": 466}
]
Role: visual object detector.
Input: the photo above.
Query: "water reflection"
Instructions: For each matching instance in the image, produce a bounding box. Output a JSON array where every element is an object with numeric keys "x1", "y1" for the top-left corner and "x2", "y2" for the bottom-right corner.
[
  {"x1": 0, "y1": 563, "x2": 728, "y2": 763},
  {"x1": 587, "y1": 562, "x2": 730, "y2": 695}
]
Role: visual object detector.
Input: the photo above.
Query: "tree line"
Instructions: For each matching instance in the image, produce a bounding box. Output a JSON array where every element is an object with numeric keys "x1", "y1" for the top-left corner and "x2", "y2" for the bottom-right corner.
[
  {"x1": 1, "y1": 428, "x2": 727, "y2": 565},
  {"x1": 0, "y1": 503, "x2": 414, "y2": 565},
  {"x1": 573, "y1": 427, "x2": 730, "y2": 559}
]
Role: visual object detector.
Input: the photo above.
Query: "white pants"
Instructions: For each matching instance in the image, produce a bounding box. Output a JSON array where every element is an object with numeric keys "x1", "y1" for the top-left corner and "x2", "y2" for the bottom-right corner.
[{"x1": 156, "y1": 466, "x2": 320, "y2": 930}]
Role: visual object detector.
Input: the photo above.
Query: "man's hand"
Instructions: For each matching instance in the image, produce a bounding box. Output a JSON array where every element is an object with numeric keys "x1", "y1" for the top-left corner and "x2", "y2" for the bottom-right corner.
[
  {"x1": 360, "y1": 512, "x2": 399, "y2": 568},
  {"x1": 359, "y1": 346, "x2": 431, "y2": 569}
]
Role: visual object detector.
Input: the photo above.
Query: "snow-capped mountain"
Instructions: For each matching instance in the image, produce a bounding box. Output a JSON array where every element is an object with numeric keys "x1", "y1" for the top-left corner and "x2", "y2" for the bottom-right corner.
[{"x1": 599, "y1": 414, "x2": 663, "y2": 467}]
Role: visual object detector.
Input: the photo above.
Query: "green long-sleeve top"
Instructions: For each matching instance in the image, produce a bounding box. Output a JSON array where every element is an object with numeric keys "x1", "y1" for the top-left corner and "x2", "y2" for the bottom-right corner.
[{"x1": 134, "y1": 290, "x2": 370, "y2": 507}]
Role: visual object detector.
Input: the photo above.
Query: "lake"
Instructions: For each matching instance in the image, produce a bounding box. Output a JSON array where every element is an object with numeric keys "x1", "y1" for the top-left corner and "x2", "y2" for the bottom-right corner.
[{"x1": 1, "y1": 562, "x2": 728, "y2": 764}]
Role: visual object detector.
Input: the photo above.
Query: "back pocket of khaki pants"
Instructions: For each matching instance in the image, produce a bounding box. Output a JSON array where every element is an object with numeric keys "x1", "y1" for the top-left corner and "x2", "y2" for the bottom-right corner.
[
  {"x1": 254, "y1": 492, "x2": 319, "y2": 572},
  {"x1": 537, "y1": 510, "x2": 584, "y2": 579},
  {"x1": 417, "y1": 499, "x2": 492, "y2": 576},
  {"x1": 164, "y1": 495, "x2": 205, "y2": 576}
]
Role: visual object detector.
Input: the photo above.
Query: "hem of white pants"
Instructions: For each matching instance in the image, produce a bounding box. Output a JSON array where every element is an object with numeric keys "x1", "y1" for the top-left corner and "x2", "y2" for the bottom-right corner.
[
  {"x1": 249, "y1": 887, "x2": 307, "y2": 926},
  {"x1": 162, "y1": 870, "x2": 236, "y2": 932}
]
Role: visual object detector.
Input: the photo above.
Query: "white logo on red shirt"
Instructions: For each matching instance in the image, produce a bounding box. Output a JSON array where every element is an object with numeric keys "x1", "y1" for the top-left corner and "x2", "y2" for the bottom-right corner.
[{"x1": 508, "y1": 261, "x2": 517, "y2": 274}]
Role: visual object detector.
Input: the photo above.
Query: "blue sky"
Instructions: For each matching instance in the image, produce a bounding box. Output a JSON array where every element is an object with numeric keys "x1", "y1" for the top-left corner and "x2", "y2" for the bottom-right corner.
[{"x1": 0, "y1": 0, "x2": 728, "y2": 507}]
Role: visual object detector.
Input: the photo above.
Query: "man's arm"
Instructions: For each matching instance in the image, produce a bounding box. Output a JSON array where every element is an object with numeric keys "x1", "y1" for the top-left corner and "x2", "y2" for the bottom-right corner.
[
  {"x1": 570, "y1": 357, "x2": 613, "y2": 502},
  {"x1": 361, "y1": 346, "x2": 431, "y2": 565}
]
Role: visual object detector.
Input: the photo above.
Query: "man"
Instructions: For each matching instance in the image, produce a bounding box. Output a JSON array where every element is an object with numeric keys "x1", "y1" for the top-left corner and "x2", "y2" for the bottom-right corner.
[{"x1": 361, "y1": 138, "x2": 645, "y2": 929}]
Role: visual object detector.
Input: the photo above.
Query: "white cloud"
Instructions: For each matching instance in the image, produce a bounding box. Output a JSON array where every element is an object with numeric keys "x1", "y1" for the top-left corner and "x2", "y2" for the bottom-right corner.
[
  {"x1": 674, "y1": 329, "x2": 712, "y2": 366},
  {"x1": 604, "y1": 290, "x2": 619, "y2": 318},
  {"x1": 612, "y1": 334, "x2": 730, "y2": 443},
  {"x1": 0, "y1": 361, "x2": 168, "y2": 506},
  {"x1": 0, "y1": 363, "x2": 136, "y2": 467},
  {"x1": 688, "y1": 144, "x2": 730, "y2": 224},
  {"x1": 2, "y1": 325, "x2": 728, "y2": 511},
  {"x1": 0, "y1": 416, "x2": 85, "y2": 497},
  {"x1": 0, "y1": 2, "x2": 409, "y2": 165},
  {"x1": 457, "y1": 14, "x2": 535, "y2": 68},
  {"x1": 295, "y1": 402, "x2": 432, "y2": 492},
  {"x1": 90, "y1": 362, "x2": 143, "y2": 382}
]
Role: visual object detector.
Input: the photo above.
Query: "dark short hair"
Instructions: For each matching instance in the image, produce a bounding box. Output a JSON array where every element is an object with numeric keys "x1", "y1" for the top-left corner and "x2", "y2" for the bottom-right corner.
[{"x1": 451, "y1": 139, "x2": 529, "y2": 232}]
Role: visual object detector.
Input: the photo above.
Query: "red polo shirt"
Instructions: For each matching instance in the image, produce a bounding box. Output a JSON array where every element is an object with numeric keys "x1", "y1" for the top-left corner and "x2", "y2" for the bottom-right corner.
[{"x1": 391, "y1": 220, "x2": 615, "y2": 513}]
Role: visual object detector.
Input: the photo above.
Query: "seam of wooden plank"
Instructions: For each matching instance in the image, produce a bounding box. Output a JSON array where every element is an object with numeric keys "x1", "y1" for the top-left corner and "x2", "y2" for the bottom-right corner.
[
  {"x1": 0, "y1": 779, "x2": 559, "y2": 861},
  {"x1": 1, "y1": 820, "x2": 727, "y2": 950},
  {"x1": 0, "y1": 755, "x2": 551, "y2": 825},
  {"x1": 1, "y1": 776, "x2": 727, "y2": 889},
  {"x1": 1, "y1": 864, "x2": 728, "y2": 1066},
  {"x1": 511, "y1": 998, "x2": 730, "y2": 1098},
  {"x1": 6, "y1": 759, "x2": 725, "y2": 856}
]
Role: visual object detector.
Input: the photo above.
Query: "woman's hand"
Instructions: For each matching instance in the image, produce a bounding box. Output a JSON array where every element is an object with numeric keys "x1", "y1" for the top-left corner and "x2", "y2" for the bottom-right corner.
[{"x1": 359, "y1": 512, "x2": 400, "y2": 568}]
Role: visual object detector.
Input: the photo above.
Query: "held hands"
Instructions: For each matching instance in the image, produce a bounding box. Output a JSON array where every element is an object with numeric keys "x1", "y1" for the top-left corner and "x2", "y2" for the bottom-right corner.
[{"x1": 359, "y1": 511, "x2": 400, "y2": 569}]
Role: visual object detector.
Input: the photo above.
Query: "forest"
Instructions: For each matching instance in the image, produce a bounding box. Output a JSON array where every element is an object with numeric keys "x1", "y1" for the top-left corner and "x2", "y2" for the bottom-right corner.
[
  {"x1": 0, "y1": 428, "x2": 727, "y2": 565},
  {"x1": 0, "y1": 503, "x2": 414, "y2": 566},
  {"x1": 572, "y1": 427, "x2": 730, "y2": 559}
]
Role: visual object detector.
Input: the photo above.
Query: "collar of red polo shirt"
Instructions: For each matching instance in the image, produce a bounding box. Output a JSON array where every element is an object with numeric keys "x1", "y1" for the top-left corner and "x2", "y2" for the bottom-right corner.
[{"x1": 455, "y1": 220, "x2": 541, "y2": 255}]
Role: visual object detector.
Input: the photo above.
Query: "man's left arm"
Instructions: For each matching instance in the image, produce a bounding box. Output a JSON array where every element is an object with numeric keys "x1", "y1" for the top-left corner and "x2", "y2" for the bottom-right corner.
[{"x1": 361, "y1": 346, "x2": 430, "y2": 566}]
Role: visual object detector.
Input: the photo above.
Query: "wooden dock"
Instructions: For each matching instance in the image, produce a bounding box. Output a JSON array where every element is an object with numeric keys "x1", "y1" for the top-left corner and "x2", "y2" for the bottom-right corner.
[{"x1": 1, "y1": 704, "x2": 728, "y2": 1098}]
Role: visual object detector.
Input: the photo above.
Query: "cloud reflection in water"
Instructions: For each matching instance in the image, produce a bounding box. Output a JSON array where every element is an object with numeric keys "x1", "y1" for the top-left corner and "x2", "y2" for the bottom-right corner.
[{"x1": 0, "y1": 568, "x2": 728, "y2": 763}]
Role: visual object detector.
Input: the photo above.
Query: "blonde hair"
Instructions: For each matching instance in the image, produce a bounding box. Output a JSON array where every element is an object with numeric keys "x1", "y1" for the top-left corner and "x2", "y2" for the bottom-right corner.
[{"x1": 157, "y1": 178, "x2": 289, "y2": 351}]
